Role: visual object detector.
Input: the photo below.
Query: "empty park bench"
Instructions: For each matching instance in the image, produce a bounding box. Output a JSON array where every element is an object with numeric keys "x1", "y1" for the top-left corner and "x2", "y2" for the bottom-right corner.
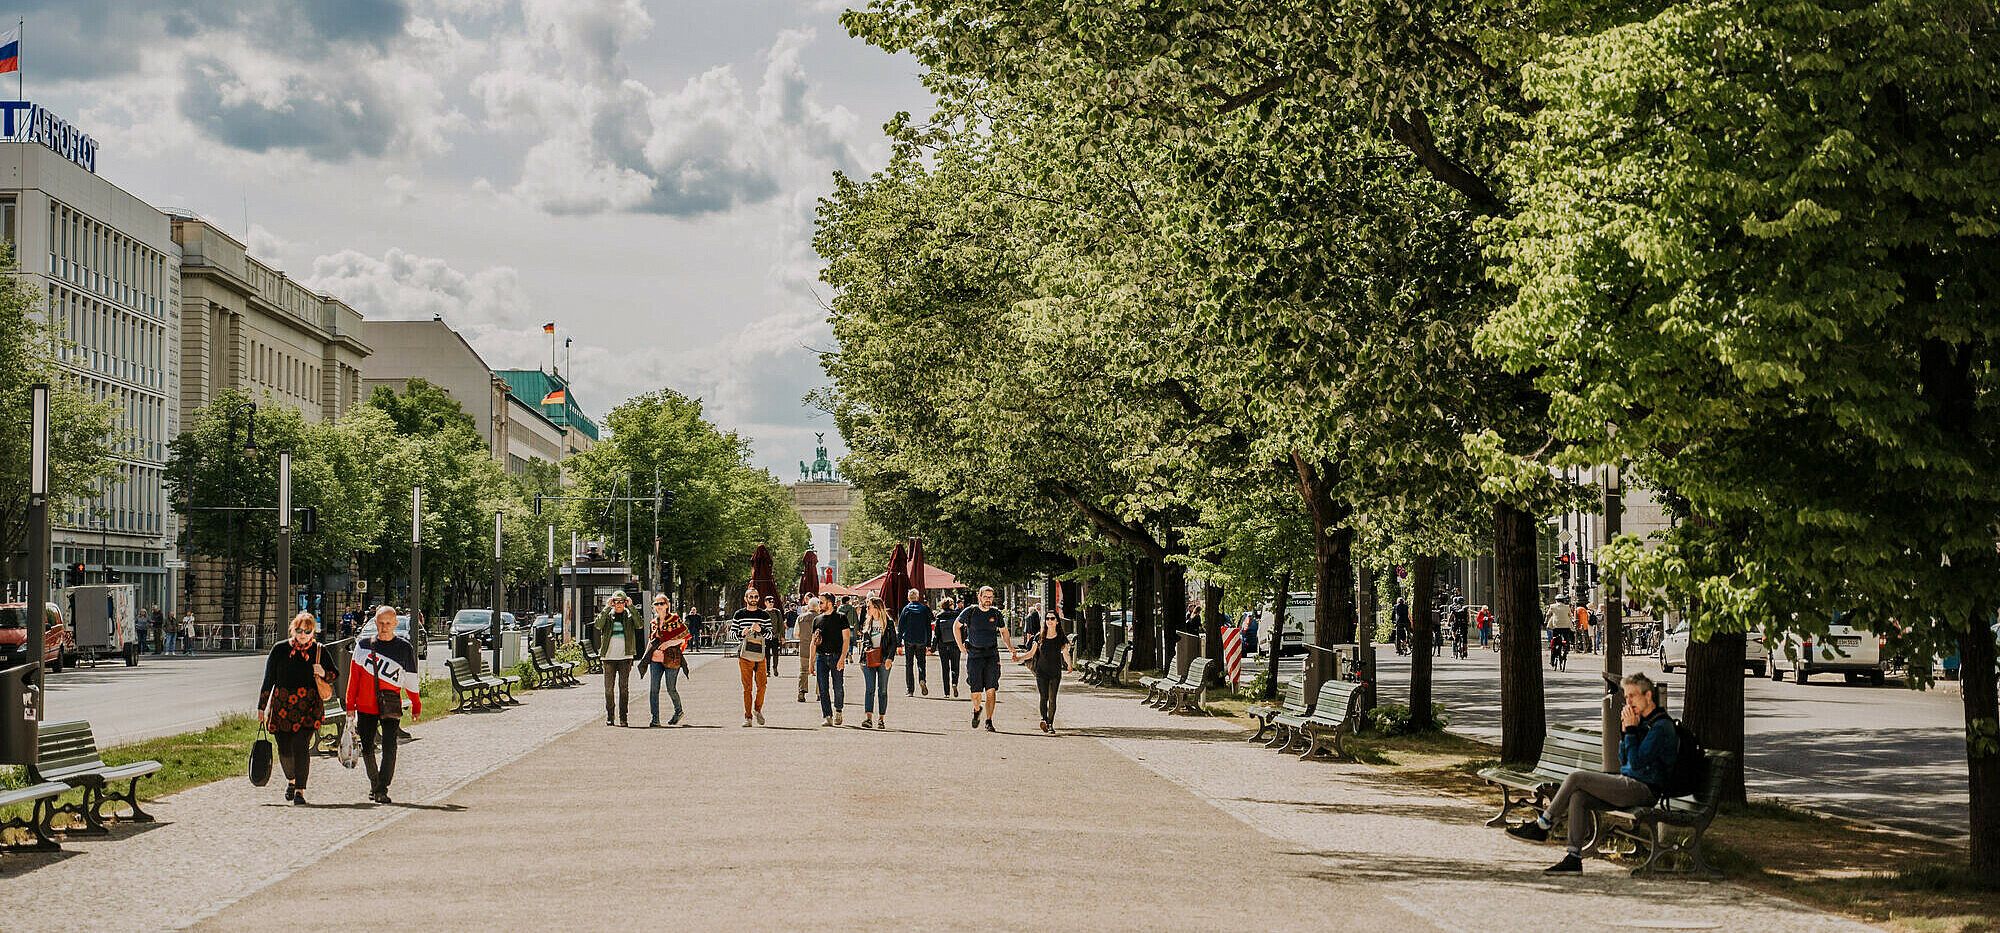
[
  {"x1": 529, "y1": 645, "x2": 580, "y2": 687},
  {"x1": 315, "y1": 694, "x2": 348, "y2": 755},
  {"x1": 30, "y1": 720, "x2": 162, "y2": 832},
  {"x1": 0, "y1": 780, "x2": 73, "y2": 852},
  {"x1": 1160, "y1": 658, "x2": 1216, "y2": 714},
  {"x1": 1292, "y1": 680, "x2": 1364, "y2": 760},
  {"x1": 1081, "y1": 643, "x2": 1131, "y2": 686},
  {"x1": 1477, "y1": 725, "x2": 1604, "y2": 828},
  {"x1": 471, "y1": 654, "x2": 522, "y2": 703},
  {"x1": 447, "y1": 656, "x2": 506, "y2": 711},
  {"x1": 1138, "y1": 652, "x2": 1184, "y2": 705},
  {"x1": 1245, "y1": 675, "x2": 1307, "y2": 744},
  {"x1": 1600, "y1": 750, "x2": 1735, "y2": 877},
  {"x1": 579, "y1": 639, "x2": 604, "y2": 675},
  {"x1": 1270, "y1": 680, "x2": 1337, "y2": 753}
]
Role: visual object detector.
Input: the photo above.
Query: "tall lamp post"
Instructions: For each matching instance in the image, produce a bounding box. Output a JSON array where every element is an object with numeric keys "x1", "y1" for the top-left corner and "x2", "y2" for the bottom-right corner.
[
  {"x1": 1601, "y1": 460, "x2": 1625, "y2": 772},
  {"x1": 491, "y1": 509, "x2": 505, "y2": 675},
  {"x1": 409, "y1": 486, "x2": 422, "y2": 636},
  {"x1": 276, "y1": 451, "x2": 292, "y2": 623},
  {"x1": 26, "y1": 384, "x2": 50, "y2": 726}
]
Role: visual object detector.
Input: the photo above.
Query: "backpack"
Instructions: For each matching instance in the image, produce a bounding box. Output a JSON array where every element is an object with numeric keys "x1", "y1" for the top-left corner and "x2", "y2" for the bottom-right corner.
[{"x1": 1660, "y1": 719, "x2": 1707, "y2": 799}]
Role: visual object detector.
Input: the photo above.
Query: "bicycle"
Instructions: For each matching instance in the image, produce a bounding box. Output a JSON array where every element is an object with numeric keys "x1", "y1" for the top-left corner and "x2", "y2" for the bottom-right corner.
[
  {"x1": 1549, "y1": 631, "x2": 1570, "y2": 671},
  {"x1": 1451, "y1": 628, "x2": 1468, "y2": 659}
]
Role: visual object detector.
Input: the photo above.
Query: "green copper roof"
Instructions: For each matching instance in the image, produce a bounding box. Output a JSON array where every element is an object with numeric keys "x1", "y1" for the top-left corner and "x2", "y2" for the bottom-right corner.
[{"x1": 497, "y1": 369, "x2": 600, "y2": 441}]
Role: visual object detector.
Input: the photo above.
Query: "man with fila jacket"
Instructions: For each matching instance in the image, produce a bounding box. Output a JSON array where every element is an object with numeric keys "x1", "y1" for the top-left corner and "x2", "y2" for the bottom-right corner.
[{"x1": 348, "y1": 605, "x2": 423, "y2": 804}]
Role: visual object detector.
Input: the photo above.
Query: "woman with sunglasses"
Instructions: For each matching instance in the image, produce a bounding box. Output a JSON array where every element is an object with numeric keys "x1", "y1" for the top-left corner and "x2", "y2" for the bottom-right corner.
[
  {"x1": 257, "y1": 612, "x2": 335, "y2": 805},
  {"x1": 641, "y1": 596, "x2": 690, "y2": 726}
]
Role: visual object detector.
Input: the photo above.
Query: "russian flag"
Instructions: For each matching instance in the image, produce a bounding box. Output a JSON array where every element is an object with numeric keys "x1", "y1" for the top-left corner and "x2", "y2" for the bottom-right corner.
[{"x1": 0, "y1": 28, "x2": 18, "y2": 76}]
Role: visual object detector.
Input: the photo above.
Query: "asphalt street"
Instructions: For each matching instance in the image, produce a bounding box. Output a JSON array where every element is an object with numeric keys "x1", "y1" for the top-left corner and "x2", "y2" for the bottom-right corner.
[{"x1": 1370, "y1": 644, "x2": 1969, "y2": 840}]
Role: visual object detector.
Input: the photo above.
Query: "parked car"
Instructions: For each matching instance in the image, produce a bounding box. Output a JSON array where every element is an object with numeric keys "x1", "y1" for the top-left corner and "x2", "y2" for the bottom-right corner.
[
  {"x1": 449, "y1": 609, "x2": 517, "y2": 650},
  {"x1": 1658, "y1": 621, "x2": 1769, "y2": 677},
  {"x1": 1254, "y1": 592, "x2": 1316, "y2": 656},
  {"x1": 0, "y1": 602, "x2": 73, "y2": 672},
  {"x1": 1768, "y1": 616, "x2": 1886, "y2": 685},
  {"x1": 394, "y1": 614, "x2": 429, "y2": 660}
]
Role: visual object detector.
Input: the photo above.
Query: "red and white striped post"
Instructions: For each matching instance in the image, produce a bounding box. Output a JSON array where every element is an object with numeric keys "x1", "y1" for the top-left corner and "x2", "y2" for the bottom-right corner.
[{"x1": 1223, "y1": 625, "x2": 1244, "y2": 686}]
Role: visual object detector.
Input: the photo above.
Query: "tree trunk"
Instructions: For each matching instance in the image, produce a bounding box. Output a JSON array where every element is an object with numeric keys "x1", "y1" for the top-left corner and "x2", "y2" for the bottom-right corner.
[
  {"x1": 1410, "y1": 555, "x2": 1437, "y2": 730},
  {"x1": 1683, "y1": 629, "x2": 1746, "y2": 803},
  {"x1": 1265, "y1": 569, "x2": 1290, "y2": 700},
  {"x1": 1160, "y1": 557, "x2": 1189, "y2": 674},
  {"x1": 1494, "y1": 502, "x2": 1547, "y2": 764},
  {"x1": 1131, "y1": 558, "x2": 1157, "y2": 670},
  {"x1": 1293, "y1": 454, "x2": 1355, "y2": 694},
  {"x1": 1959, "y1": 613, "x2": 2000, "y2": 885},
  {"x1": 1202, "y1": 581, "x2": 1225, "y2": 686},
  {"x1": 1083, "y1": 603, "x2": 1105, "y2": 660},
  {"x1": 1358, "y1": 561, "x2": 1379, "y2": 712}
]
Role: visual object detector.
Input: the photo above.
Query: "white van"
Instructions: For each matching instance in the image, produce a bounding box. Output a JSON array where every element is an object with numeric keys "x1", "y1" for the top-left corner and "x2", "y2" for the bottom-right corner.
[
  {"x1": 1768, "y1": 617, "x2": 1886, "y2": 685},
  {"x1": 1657, "y1": 621, "x2": 1769, "y2": 677},
  {"x1": 1255, "y1": 592, "x2": 1317, "y2": 656}
]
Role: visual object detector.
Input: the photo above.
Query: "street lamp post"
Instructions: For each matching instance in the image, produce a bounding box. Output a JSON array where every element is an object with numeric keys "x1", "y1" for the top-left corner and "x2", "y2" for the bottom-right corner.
[
  {"x1": 26, "y1": 384, "x2": 50, "y2": 726},
  {"x1": 492, "y1": 509, "x2": 505, "y2": 675},
  {"x1": 1601, "y1": 460, "x2": 1625, "y2": 772},
  {"x1": 410, "y1": 486, "x2": 423, "y2": 636},
  {"x1": 276, "y1": 451, "x2": 292, "y2": 624}
]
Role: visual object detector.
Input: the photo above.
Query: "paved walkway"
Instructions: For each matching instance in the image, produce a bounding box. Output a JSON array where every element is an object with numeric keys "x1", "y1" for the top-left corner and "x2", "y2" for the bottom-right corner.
[{"x1": 2, "y1": 655, "x2": 1875, "y2": 932}]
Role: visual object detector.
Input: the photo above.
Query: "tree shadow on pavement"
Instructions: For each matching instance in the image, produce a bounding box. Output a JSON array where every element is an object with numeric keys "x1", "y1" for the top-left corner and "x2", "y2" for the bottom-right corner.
[{"x1": 1066, "y1": 724, "x2": 1247, "y2": 742}]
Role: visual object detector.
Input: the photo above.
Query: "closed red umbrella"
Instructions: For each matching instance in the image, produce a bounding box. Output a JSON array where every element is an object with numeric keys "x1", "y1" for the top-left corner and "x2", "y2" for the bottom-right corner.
[
  {"x1": 908, "y1": 538, "x2": 926, "y2": 594},
  {"x1": 800, "y1": 550, "x2": 821, "y2": 598},
  {"x1": 884, "y1": 543, "x2": 910, "y2": 610},
  {"x1": 751, "y1": 545, "x2": 778, "y2": 605}
]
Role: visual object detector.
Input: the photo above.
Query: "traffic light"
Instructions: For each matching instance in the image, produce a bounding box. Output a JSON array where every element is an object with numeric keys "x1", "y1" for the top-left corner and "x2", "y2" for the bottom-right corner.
[
  {"x1": 298, "y1": 507, "x2": 318, "y2": 535},
  {"x1": 68, "y1": 562, "x2": 85, "y2": 585},
  {"x1": 103, "y1": 565, "x2": 118, "y2": 583}
]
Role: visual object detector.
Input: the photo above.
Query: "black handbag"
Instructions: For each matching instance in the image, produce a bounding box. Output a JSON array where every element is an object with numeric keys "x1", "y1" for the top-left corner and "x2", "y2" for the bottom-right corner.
[
  {"x1": 373, "y1": 656, "x2": 404, "y2": 719},
  {"x1": 249, "y1": 719, "x2": 273, "y2": 787}
]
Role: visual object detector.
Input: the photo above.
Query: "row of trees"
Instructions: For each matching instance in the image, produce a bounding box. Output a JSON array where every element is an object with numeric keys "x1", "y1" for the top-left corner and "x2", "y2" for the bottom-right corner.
[
  {"x1": 167, "y1": 382, "x2": 806, "y2": 625},
  {"x1": 816, "y1": 0, "x2": 2000, "y2": 879}
]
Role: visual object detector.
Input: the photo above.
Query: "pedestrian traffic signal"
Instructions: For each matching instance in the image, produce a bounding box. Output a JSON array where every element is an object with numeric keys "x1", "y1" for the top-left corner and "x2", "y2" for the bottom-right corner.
[
  {"x1": 298, "y1": 507, "x2": 318, "y2": 535},
  {"x1": 103, "y1": 566, "x2": 118, "y2": 583}
]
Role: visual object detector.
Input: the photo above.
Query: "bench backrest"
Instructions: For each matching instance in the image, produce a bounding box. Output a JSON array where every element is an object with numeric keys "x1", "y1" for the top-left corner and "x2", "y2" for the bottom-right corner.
[
  {"x1": 1532, "y1": 726, "x2": 1605, "y2": 779},
  {"x1": 1675, "y1": 750, "x2": 1736, "y2": 812},
  {"x1": 34, "y1": 720, "x2": 105, "y2": 776},
  {"x1": 1279, "y1": 678, "x2": 1309, "y2": 713},
  {"x1": 1180, "y1": 658, "x2": 1212, "y2": 687},
  {"x1": 447, "y1": 656, "x2": 476, "y2": 682},
  {"x1": 1309, "y1": 681, "x2": 1362, "y2": 724},
  {"x1": 1109, "y1": 643, "x2": 1130, "y2": 667},
  {"x1": 529, "y1": 645, "x2": 551, "y2": 666}
]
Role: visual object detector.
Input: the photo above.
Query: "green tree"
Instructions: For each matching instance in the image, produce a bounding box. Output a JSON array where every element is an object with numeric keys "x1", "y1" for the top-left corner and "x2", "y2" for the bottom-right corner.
[{"x1": 1487, "y1": 0, "x2": 2000, "y2": 879}]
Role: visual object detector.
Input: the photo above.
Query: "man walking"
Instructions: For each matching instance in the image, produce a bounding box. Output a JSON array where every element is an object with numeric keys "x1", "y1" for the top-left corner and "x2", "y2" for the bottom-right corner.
[
  {"x1": 954, "y1": 586, "x2": 1018, "y2": 732},
  {"x1": 811, "y1": 595, "x2": 851, "y2": 726},
  {"x1": 594, "y1": 591, "x2": 643, "y2": 726},
  {"x1": 898, "y1": 588, "x2": 933, "y2": 696},
  {"x1": 933, "y1": 597, "x2": 960, "y2": 697}
]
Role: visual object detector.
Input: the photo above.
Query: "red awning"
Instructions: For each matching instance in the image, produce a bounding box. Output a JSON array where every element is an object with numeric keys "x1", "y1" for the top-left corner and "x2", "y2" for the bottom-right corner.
[{"x1": 854, "y1": 562, "x2": 962, "y2": 596}]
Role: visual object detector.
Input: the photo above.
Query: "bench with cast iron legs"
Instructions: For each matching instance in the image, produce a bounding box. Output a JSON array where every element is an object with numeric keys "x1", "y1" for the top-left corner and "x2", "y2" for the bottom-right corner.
[
  {"x1": 1600, "y1": 750, "x2": 1734, "y2": 877},
  {"x1": 447, "y1": 656, "x2": 504, "y2": 711},
  {"x1": 29, "y1": 720, "x2": 162, "y2": 833},
  {"x1": 1160, "y1": 658, "x2": 1215, "y2": 714},
  {"x1": 1476, "y1": 725, "x2": 1604, "y2": 828},
  {"x1": 1246, "y1": 676, "x2": 1307, "y2": 744},
  {"x1": 0, "y1": 780, "x2": 72, "y2": 852},
  {"x1": 470, "y1": 654, "x2": 521, "y2": 702},
  {"x1": 1082, "y1": 643, "x2": 1131, "y2": 686},
  {"x1": 1293, "y1": 680, "x2": 1364, "y2": 760},
  {"x1": 1137, "y1": 652, "x2": 1181, "y2": 705},
  {"x1": 579, "y1": 639, "x2": 604, "y2": 674},
  {"x1": 529, "y1": 645, "x2": 580, "y2": 687}
]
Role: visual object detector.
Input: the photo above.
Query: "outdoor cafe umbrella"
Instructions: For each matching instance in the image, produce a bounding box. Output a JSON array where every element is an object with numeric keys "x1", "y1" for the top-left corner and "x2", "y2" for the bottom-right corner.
[
  {"x1": 800, "y1": 549, "x2": 821, "y2": 598},
  {"x1": 884, "y1": 542, "x2": 911, "y2": 610},
  {"x1": 908, "y1": 538, "x2": 926, "y2": 594},
  {"x1": 751, "y1": 544, "x2": 778, "y2": 605}
]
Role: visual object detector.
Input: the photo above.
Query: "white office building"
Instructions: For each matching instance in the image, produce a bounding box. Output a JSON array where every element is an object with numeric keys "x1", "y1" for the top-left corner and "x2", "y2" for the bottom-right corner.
[{"x1": 0, "y1": 102, "x2": 181, "y2": 614}]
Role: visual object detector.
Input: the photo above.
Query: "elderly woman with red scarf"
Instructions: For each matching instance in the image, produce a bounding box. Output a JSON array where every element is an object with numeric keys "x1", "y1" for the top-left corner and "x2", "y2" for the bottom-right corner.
[
  {"x1": 641, "y1": 596, "x2": 690, "y2": 727},
  {"x1": 258, "y1": 612, "x2": 335, "y2": 806}
]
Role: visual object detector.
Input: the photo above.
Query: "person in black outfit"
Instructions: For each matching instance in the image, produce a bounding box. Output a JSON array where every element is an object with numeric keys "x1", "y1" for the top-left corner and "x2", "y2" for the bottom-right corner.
[
  {"x1": 1021, "y1": 610, "x2": 1072, "y2": 733},
  {"x1": 258, "y1": 612, "x2": 335, "y2": 806},
  {"x1": 954, "y1": 586, "x2": 1018, "y2": 732},
  {"x1": 349, "y1": 605, "x2": 421, "y2": 803},
  {"x1": 932, "y1": 597, "x2": 960, "y2": 697},
  {"x1": 897, "y1": 588, "x2": 934, "y2": 697},
  {"x1": 809, "y1": 595, "x2": 852, "y2": 725}
]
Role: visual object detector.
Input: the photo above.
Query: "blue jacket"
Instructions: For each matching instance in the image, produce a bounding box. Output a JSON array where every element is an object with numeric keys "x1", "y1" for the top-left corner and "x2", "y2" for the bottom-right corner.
[
  {"x1": 1619, "y1": 709, "x2": 1679, "y2": 791},
  {"x1": 897, "y1": 602, "x2": 935, "y2": 647}
]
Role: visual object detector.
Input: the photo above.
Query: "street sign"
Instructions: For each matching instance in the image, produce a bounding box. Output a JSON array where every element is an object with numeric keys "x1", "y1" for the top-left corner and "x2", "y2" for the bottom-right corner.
[
  {"x1": 355, "y1": 580, "x2": 369, "y2": 593},
  {"x1": 165, "y1": 559, "x2": 187, "y2": 569}
]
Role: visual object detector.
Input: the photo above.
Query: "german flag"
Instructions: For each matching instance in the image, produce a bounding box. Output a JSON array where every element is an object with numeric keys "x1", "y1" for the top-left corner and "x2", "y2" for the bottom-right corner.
[
  {"x1": 542, "y1": 322, "x2": 556, "y2": 334},
  {"x1": 539, "y1": 389, "x2": 566, "y2": 406}
]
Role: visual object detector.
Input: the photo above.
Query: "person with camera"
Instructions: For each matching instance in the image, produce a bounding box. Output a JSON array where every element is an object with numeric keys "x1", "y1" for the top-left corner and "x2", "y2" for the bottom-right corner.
[
  {"x1": 594, "y1": 591, "x2": 644, "y2": 726},
  {"x1": 348, "y1": 605, "x2": 421, "y2": 804}
]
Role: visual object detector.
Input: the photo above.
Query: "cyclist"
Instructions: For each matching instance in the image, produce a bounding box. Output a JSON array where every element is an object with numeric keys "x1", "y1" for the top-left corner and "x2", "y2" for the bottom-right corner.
[
  {"x1": 1392, "y1": 598, "x2": 1411, "y2": 656},
  {"x1": 1544, "y1": 598, "x2": 1574, "y2": 669},
  {"x1": 1449, "y1": 600, "x2": 1470, "y2": 659}
]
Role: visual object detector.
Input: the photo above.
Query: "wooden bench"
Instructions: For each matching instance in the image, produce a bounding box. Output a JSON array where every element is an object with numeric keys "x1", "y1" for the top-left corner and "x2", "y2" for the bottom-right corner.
[
  {"x1": 1138, "y1": 652, "x2": 1182, "y2": 705},
  {"x1": 1161, "y1": 658, "x2": 1216, "y2": 714},
  {"x1": 529, "y1": 645, "x2": 580, "y2": 687},
  {"x1": 29, "y1": 720, "x2": 162, "y2": 832},
  {"x1": 314, "y1": 695, "x2": 347, "y2": 755},
  {"x1": 1269, "y1": 681, "x2": 1325, "y2": 753},
  {"x1": 1477, "y1": 725, "x2": 1604, "y2": 827},
  {"x1": 1601, "y1": 750, "x2": 1734, "y2": 877},
  {"x1": 1081, "y1": 643, "x2": 1131, "y2": 686},
  {"x1": 580, "y1": 639, "x2": 604, "y2": 674},
  {"x1": 0, "y1": 780, "x2": 72, "y2": 851},
  {"x1": 470, "y1": 654, "x2": 522, "y2": 702},
  {"x1": 447, "y1": 656, "x2": 505, "y2": 711},
  {"x1": 1294, "y1": 680, "x2": 1364, "y2": 760},
  {"x1": 1246, "y1": 676, "x2": 1307, "y2": 743}
]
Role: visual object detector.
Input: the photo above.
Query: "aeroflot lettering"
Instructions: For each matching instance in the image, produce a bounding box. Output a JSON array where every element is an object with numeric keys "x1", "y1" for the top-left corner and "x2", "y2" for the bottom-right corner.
[{"x1": 0, "y1": 102, "x2": 97, "y2": 174}]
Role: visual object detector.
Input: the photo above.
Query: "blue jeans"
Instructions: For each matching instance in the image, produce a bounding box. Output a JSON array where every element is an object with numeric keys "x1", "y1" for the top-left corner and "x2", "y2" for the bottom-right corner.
[
  {"x1": 863, "y1": 664, "x2": 889, "y2": 715},
  {"x1": 816, "y1": 655, "x2": 845, "y2": 717},
  {"x1": 647, "y1": 662, "x2": 682, "y2": 723}
]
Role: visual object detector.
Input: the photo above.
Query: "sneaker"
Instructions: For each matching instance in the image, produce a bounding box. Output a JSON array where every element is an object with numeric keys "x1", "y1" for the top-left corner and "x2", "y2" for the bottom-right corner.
[
  {"x1": 743, "y1": 718, "x2": 753, "y2": 728},
  {"x1": 822, "y1": 716, "x2": 833, "y2": 727},
  {"x1": 984, "y1": 720, "x2": 997, "y2": 733},
  {"x1": 605, "y1": 718, "x2": 615, "y2": 726},
  {"x1": 648, "y1": 720, "x2": 661, "y2": 728},
  {"x1": 797, "y1": 691, "x2": 807, "y2": 703},
  {"x1": 1506, "y1": 822, "x2": 1551, "y2": 843},
  {"x1": 877, "y1": 718, "x2": 886, "y2": 730},
  {"x1": 754, "y1": 711, "x2": 765, "y2": 726},
  {"x1": 834, "y1": 711, "x2": 843, "y2": 726},
  {"x1": 971, "y1": 710, "x2": 981, "y2": 727},
  {"x1": 1040, "y1": 721, "x2": 1051, "y2": 733},
  {"x1": 906, "y1": 691, "x2": 915, "y2": 697},
  {"x1": 1544, "y1": 854, "x2": 1583, "y2": 873},
  {"x1": 861, "y1": 718, "x2": 873, "y2": 729},
  {"x1": 284, "y1": 784, "x2": 296, "y2": 802},
  {"x1": 292, "y1": 791, "x2": 309, "y2": 806},
  {"x1": 669, "y1": 713, "x2": 683, "y2": 726},
  {"x1": 921, "y1": 683, "x2": 929, "y2": 696}
]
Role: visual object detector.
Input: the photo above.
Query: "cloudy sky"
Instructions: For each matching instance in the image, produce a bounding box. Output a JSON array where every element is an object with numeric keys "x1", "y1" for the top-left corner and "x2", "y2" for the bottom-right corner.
[{"x1": 21, "y1": 0, "x2": 927, "y2": 475}]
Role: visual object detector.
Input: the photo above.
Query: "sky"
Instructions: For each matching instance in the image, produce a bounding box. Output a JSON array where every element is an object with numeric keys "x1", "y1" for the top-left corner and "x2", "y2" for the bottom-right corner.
[{"x1": 18, "y1": 0, "x2": 929, "y2": 477}]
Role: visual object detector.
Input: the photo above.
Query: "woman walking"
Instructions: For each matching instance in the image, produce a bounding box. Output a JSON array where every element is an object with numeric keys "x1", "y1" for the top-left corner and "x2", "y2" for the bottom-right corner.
[
  {"x1": 349, "y1": 605, "x2": 422, "y2": 803},
  {"x1": 1021, "y1": 609, "x2": 1073, "y2": 733},
  {"x1": 257, "y1": 612, "x2": 335, "y2": 805},
  {"x1": 594, "y1": 591, "x2": 643, "y2": 726},
  {"x1": 735, "y1": 588, "x2": 774, "y2": 727},
  {"x1": 858, "y1": 596, "x2": 899, "y2": 729},
  {"x1": 641, "y1": 596, "x2": 689, "y2": 727},
  {"x1": 933, "y1": 596, "x2": 960, "y2": 698}
]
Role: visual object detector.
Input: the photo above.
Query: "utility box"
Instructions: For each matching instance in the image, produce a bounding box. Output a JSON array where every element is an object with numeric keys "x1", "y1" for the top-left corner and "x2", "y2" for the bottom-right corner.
[
  {"x1": 0, "y1": 662, "x2": 39, "y2": 765},
  {"x1": 68, "y1": 585, "x2": 138, "y2": 666},
  {"x1": 499, "y1": 630, "x2": 523, "y2": 669}
]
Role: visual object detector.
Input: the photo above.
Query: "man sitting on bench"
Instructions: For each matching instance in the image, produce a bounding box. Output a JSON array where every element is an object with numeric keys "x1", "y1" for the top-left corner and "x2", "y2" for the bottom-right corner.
[{"x1": 1506, "y1": 672, "x2": 1678, "y2": 873}]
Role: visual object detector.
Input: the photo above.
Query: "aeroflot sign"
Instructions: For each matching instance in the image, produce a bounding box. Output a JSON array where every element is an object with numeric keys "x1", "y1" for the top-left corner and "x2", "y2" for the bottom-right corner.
[{"x1": 0, "y1": 102, "x2": 96, "y2": 174}]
